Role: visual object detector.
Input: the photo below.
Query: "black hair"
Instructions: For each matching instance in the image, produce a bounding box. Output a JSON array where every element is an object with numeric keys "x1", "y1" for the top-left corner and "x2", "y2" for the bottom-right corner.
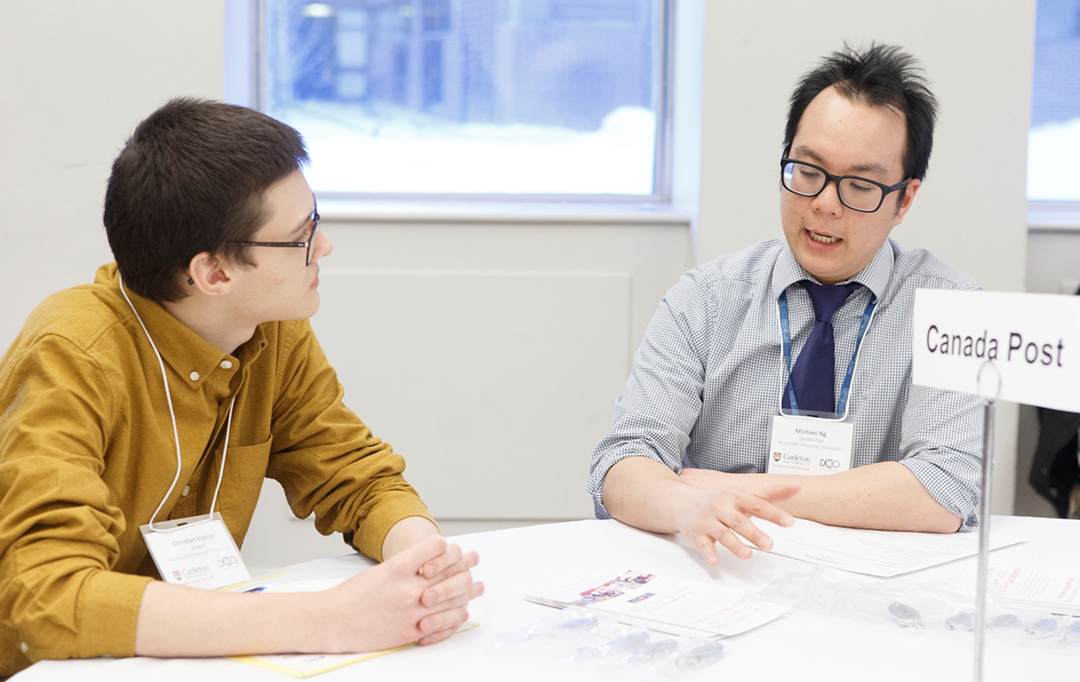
[
  {"x1": 104, "y1": 98, "x2": 308, "y2": 302},
  {"x1": 784, "y1": 43, "x2": 938, "y2": 183}
]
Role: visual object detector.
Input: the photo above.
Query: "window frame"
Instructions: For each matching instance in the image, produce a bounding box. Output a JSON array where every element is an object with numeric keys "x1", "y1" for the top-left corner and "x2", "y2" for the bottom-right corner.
[
  {"x1": 248, "y1": 0, "x2": 676, "y2": 205},
  {"x1": 1027, "y1": 201, "x2": 1080, "y2": 230},
  {"x1": 1026, "y1": 0, "x2": 1080, "y2": 229}
]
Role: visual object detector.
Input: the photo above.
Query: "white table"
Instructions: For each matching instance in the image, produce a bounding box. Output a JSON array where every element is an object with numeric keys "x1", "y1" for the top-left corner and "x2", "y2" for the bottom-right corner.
[{"x1": 13, "y1": 515, "x2": 1080, "y2": 681}]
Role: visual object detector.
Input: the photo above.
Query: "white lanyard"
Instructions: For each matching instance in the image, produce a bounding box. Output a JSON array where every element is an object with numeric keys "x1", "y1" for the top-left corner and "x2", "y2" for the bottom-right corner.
[{"x1": 118, "y1": 274, "x2": 235, "y2": 531}]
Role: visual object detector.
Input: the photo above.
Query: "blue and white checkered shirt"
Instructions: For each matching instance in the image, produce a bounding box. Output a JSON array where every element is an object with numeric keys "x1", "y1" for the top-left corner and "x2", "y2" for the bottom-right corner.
[{"x1": 588, "y1": 238, "x2": 984, "y2": 530}]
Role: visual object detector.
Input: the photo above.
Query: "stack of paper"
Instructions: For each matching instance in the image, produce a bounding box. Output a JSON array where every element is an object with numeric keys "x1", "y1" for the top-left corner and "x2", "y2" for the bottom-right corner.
[
  {"x1": 525, "y1": 568, "x2": 788, "y2": 638},
  {"x1": 756, "y1": 519, "x2": 1022, "y2": 577},
  {"x1": 987, "y1": 564, "x2": 1080, "y2": 617}
]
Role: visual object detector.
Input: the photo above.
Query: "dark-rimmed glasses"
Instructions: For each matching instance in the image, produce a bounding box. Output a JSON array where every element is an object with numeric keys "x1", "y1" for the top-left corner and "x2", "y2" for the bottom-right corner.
[
  {"x1": 780, "y1": 158, "x2": 910, "y2": 213},
  {"x1": 231, "y1": 203, "x2": 320, "y2": 266}
]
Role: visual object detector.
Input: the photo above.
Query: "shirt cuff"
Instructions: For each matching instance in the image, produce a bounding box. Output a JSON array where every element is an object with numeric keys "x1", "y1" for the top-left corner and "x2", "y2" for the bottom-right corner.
[
  {"x1": 22, "y1": 571, "x2": 152, "y2": 663},
  {"x1": 348, "y1": 497, "x2": 436, "y2": 562},
  {"x1": 899, "y1": 456, "x2": 980, "y2": 531}
]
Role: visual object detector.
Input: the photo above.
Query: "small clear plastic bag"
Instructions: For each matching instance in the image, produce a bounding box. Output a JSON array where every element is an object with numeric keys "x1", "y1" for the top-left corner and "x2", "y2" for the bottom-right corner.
[{"x1": 491, "y1": 606, "x2": 726, "y2": 678}]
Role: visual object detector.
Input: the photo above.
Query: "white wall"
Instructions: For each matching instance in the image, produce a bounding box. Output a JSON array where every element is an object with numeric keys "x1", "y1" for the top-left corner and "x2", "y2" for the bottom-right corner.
[
  {"x1": 0, "y1": 1, "x2": 1038, "y2": 571},
  {"x1": 0, "y1": 0, "x2": 225, "y2": 350}
]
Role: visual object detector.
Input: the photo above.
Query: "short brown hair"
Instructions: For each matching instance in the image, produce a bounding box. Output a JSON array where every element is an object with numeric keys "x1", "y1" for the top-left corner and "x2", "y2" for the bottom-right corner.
[{"x1": 104, "y1": 98, "x2": 309, "y2": 302}]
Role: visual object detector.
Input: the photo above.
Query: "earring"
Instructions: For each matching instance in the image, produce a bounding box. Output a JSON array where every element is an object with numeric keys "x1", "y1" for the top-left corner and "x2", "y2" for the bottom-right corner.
[{"x1": 187, "y1": 278, "x2": 195, "y2": 286}]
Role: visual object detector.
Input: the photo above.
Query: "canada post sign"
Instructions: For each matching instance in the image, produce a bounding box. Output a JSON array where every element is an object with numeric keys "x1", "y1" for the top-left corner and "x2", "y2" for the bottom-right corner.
[{"x1": 912, "y1": 290, "x2": 1080, "y2": 412}]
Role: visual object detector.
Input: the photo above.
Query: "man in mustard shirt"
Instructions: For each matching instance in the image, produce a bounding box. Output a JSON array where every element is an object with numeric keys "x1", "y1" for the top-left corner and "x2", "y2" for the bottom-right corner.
[{"x1": 0, "y1": 98, "x2": 482, "y2": 675}]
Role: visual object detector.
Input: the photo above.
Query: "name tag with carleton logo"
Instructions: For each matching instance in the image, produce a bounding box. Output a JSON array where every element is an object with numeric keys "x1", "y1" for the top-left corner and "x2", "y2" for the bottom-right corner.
[
  {"x1": 140, "y1": 512, "x2": 252, "y2": 590},
  {"x1": 766, "y1": 414, "x2": 854, "y2": 476}
]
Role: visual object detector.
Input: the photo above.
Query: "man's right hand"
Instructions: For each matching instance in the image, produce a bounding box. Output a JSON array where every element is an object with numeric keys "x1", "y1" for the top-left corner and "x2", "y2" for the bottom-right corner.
[
  {"x1": 317, "y1": 534, "x2": 483, "y2": 651},
  {"x1": 671, "y1": 482, "x2": 799, "y2": 566},
  {"x1": 601, "y1": 456, "x2": 799, "y2": 567}
]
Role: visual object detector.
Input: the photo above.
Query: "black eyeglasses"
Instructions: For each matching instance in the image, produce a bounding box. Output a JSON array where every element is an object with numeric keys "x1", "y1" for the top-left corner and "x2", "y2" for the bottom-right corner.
[
  {"x1": 780, "y1": 158, "x2": 910, "y2": 213},
  {"x1": 231, "y1": 204, "x2": 321, "y2": 266}
]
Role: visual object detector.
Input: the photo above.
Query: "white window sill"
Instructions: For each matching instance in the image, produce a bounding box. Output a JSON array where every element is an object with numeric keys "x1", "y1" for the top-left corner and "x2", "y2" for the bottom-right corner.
[
  {"x1": 1028, "y1": 203, "x2": 1080, "y2": 231},
  {"x1": 318, "y1": 199, "x2": 694, "y2": 225}
]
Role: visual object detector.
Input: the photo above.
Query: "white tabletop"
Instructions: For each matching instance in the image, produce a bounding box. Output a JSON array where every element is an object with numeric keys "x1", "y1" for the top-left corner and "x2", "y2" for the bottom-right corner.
[{"x1": 13, "y1": 515, "x2": 1080, "y2": 681}]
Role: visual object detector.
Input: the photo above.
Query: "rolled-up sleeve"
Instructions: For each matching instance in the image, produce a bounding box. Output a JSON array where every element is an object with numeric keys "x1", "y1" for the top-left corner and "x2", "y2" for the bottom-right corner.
[
  {"x1": 899, "y1": 383, "x2": 984, "y2": 530},
  {"x1": 587, "y1": 275, "x2": 712, "y2": 519}
]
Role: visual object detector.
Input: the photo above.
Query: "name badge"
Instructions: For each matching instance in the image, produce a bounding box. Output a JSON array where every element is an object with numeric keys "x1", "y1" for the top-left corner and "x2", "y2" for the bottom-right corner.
[
  {"x1": 140, "y1": 512, "x2": 251, "y2": 589},
  {"x1": 767, "y1": 414, "x2": 854, "y2": 476}
]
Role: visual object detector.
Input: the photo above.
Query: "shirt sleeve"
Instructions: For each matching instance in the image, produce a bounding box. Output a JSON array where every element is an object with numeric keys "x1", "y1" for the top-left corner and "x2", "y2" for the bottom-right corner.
[
  {"x1": 587, "y1": 274, "x2": 712, "y2": 519},
  {"x1": 265, "y1": 322, "x2": 434, "y2": 562},
  {"x1": 898, "y1": 383, "x2": 984, "y2": 531},
  {"x1": 0, "y1": 335, "x2": 153, "y2": 673}
]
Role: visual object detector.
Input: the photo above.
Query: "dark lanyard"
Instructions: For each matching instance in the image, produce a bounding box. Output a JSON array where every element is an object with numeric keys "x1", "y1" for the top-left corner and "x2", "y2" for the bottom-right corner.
[{"x1": 778, "y1": 290, "x2": 876, "y2": 416}]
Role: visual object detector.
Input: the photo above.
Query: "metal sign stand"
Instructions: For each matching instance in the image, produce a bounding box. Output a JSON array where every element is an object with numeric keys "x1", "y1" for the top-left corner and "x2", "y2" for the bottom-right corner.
[{"x1": 973, "y1": 361, "x2": 1001, "y2": 682}]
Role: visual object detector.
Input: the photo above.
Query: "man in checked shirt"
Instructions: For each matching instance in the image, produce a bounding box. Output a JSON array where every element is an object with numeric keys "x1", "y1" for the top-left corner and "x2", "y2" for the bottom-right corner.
[{"x1": 589, "y1": 44, "x2": 982, "y2": 566}]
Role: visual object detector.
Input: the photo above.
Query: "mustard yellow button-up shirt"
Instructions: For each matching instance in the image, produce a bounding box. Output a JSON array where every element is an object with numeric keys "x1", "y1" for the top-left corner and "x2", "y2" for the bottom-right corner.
[{"x1": 0, "y1": 264, "x2": 433, "y2": 675}]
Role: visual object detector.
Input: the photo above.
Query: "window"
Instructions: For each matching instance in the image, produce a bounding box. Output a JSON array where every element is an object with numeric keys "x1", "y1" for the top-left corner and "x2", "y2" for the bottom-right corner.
[
  {"x1": 1029, "y1": 0, "x2": 1080, "y2": 204},
  {"x1": 258, "y1": 0, "x2": 672, "y2": 200}
]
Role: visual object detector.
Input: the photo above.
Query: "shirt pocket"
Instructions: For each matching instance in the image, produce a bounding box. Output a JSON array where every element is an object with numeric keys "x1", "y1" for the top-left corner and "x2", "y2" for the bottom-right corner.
[
  {"x1": 215, "y1": 434, "x2": 273, "y2": 542},
  {"x1": 220, "y1": 434, "x2": 273, "y2": 481}
]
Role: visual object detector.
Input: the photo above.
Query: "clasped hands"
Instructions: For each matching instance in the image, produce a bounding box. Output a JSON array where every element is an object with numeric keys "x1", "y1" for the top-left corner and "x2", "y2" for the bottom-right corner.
[
  {"x1": 319, "y1": 534, "x2": 483, "y2": 652},
  {"x1": 674, "y1": 468, "x2": 800, "y2": 566}
]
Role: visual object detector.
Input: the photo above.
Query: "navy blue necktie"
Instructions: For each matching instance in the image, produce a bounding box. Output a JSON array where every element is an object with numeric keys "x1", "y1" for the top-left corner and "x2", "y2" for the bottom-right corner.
[{"x1": 783, "y1": 282, "x2": 859, "y2": 414}]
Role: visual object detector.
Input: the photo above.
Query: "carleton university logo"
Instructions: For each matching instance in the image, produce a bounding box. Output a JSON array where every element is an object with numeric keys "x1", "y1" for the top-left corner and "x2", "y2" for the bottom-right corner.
[
  {"x1": 173, "y1": 571, "x2": 182, "y2": 581},
  {"x1": 772, "y1": 452, "x2": 781, "y2": 462}
]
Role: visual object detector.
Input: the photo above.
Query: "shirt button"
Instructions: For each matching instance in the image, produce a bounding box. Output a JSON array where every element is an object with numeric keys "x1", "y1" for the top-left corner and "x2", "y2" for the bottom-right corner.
[
  {"x1": 182, "y1": 486, "x2": 190, "y2": 497},
  {"x1": 221, "y1": 360, "x2": 233, "y2": 370},
  {"x1": 20, "y1": 642, "x2": 28, "y2": 653},
  {"x1": 189, "y1": 371, "x2": 200, "y2": 381}
]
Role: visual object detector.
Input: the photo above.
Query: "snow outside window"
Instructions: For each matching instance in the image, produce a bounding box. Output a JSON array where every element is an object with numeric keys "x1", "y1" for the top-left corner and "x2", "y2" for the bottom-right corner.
[
  {"x1": 260, "y1": 0, "x2": 670, "y2": 199},
  {"x1": 1029, "y1": 0, "x2": 1080, "y2": 204}
]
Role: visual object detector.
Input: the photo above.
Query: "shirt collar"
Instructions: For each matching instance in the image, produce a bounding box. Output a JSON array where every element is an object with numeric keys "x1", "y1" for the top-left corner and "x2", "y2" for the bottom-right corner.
[
  {"x1": 772, "y1": 240, "x2": 894, "y2": 301},
  {"x1": 98, "y1": 263, "x2": 267, "y2": 388}
]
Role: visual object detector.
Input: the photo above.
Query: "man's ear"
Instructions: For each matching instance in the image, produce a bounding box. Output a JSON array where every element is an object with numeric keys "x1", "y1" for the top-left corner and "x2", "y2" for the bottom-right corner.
[
  {"x1": 893, "y1": 178, "x2": 921, "y2": 226},
  {"x1": 186, "y1": 252, "x2": 233, "y2": 295}
]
